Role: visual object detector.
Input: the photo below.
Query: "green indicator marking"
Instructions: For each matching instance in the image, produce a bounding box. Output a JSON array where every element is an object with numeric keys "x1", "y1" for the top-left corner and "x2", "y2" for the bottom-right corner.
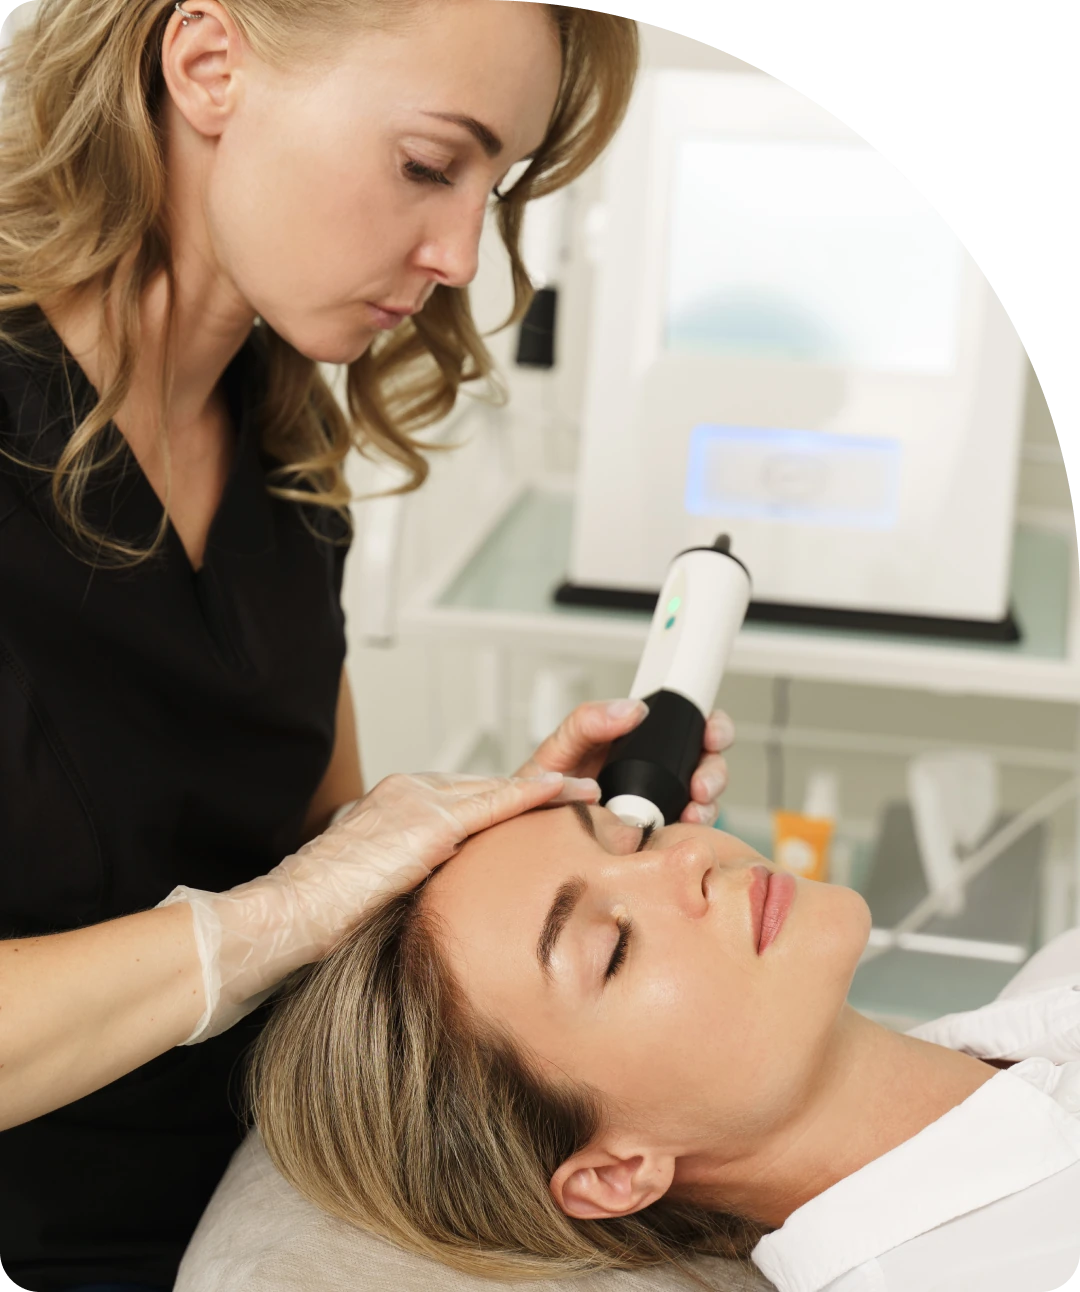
[
  {"x1": 666, "y1": 596, "x2": 682, "y2": 614},
  {"x1": 664, "y1": 616, "x2": 676, "y2": 630}
]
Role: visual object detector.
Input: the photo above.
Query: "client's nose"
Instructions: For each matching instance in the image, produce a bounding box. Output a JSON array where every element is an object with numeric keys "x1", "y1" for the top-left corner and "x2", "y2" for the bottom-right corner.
[{"x1": 631, "y1": 834, "x2": 714, "y2": 919}]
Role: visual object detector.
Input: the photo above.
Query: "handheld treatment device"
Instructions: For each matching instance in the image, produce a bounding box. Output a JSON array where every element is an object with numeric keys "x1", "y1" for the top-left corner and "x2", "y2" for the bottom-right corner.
[{"x1": 599, "y1": 535, "x2": 752, "y2": 831}]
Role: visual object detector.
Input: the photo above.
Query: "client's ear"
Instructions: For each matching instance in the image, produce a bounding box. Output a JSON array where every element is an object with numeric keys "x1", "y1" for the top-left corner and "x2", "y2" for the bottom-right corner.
[{"x1": 550, "y1": 1144, "x2": 675, "y2": 1220}]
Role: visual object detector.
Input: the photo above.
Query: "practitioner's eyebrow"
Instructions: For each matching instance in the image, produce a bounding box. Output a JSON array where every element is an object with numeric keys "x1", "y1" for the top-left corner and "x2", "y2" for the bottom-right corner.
[{"x1": 421, "y1": 111, "x2": 504, "y2": 158}]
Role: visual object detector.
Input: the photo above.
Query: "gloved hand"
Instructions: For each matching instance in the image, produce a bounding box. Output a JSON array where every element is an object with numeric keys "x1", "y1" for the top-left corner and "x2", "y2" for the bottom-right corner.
[
  {"x1": 516, "y1": 697, "x2": 736, "y2": 826},
  {"x1": 159, "y1": 770, "x2": 597, "y2": 1044}
]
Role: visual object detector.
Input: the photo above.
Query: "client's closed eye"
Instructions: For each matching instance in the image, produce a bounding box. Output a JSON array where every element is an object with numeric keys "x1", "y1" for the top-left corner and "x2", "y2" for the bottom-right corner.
[
  {"x1": 602, "y1": 823, "x2": 652, "y2": 981},
  {"x1": 605, "y1": 916, "x2": 632, "y2": 980}
]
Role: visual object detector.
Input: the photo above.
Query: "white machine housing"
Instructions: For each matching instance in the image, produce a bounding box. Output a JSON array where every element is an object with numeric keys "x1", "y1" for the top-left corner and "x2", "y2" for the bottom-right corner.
[{"x1": 566, "y1": 70, "x2": 1029, "y2": 630}]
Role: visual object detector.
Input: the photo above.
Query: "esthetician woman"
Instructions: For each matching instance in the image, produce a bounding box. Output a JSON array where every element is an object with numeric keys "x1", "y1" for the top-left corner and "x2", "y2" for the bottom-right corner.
[{"x1": 0, "y1": 2, "x2": 737, "y2": 1290}]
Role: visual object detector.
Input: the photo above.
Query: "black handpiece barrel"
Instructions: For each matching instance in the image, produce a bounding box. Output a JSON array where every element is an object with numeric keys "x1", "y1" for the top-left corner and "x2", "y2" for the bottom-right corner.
[{"x1": 597, "y1": 689, "x2": 705, "y2": 825}]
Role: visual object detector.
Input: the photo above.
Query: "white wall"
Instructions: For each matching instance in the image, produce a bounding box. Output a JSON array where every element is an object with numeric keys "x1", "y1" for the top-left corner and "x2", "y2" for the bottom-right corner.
[{"x1": 0, "y1": 2, "x2": 35, "y2": 44}]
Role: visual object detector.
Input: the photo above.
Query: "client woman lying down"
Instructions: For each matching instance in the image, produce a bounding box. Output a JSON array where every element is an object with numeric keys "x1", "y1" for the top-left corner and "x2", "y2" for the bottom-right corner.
[{"x1": 243, "y1": 803, "x2": 1080, "y2": 1292}]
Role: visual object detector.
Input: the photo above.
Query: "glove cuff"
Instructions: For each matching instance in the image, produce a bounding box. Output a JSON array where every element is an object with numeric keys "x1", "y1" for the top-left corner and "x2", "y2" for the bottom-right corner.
[{"x1": 157, "y1": 886, "x2": 222, "y2": 1045}]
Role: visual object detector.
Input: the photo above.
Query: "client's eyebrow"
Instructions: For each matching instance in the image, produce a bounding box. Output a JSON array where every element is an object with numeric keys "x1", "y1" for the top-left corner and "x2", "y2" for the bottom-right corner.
[
  {"x1": 536, "y1": 876, "x2": 587, "y2": 979},
  {"x1": 567, "y1": 800, "x2": 597, "y2": 841},
  {"x1": 535, "y1": 805, "x2": 600, "y2": 979}
]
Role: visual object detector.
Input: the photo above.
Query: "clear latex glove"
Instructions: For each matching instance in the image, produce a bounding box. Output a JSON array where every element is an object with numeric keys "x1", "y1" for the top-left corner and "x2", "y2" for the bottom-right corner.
[{"x1": 159, "y1": 771, "x2": 598, "y2": 1045}]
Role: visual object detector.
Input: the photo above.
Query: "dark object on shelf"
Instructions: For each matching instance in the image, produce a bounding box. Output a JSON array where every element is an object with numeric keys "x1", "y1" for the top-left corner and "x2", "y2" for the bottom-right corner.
[{"x1": 515, "y1": 287, "x2": 557, "y2": 368}]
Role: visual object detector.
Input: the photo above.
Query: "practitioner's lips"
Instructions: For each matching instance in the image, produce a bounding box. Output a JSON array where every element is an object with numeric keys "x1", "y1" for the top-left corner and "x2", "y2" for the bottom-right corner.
[
  {"x1": 749, "y1": 865, "x2": 795, "y2": 954},
  {"x1": 365, "y1": 301, "x2": 416, "y2": 330}
]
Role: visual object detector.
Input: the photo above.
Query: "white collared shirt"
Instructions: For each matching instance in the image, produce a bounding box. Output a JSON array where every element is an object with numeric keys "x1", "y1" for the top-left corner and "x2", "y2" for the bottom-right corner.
[{"x1": 751, "y1": 928, "x2": 1080, "y2": 1292}]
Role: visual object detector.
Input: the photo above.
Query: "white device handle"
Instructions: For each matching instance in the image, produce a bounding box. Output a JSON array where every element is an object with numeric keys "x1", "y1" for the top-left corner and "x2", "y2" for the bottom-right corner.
[
  {"x1": 630, "y1": 546, "x2": 751, "y2": 717},
  {"x1": 599, "y1": 538, "x2": 752, "y2": 827}
]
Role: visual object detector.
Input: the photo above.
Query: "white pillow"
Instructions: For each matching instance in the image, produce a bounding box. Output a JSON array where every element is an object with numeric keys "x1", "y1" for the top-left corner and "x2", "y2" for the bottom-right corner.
[{"x1": 176, "y1": 1131, "x2": 773, "y2": 1292}]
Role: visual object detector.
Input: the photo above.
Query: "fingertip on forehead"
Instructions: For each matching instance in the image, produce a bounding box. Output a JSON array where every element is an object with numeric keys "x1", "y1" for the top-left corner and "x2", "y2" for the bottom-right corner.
[{"x1": 422, "y1": 803, "x2": 570, "y2": 919}]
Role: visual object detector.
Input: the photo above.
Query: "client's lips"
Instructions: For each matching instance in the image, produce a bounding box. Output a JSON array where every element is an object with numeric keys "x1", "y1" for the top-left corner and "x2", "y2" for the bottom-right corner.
[{"x1": 748, "y1": 865, "x2": 796, "y2": 954}]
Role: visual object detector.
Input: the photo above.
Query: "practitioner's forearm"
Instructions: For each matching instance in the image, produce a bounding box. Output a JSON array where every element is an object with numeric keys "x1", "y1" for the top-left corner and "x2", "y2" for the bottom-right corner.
[
  {"x1": 0, "y1": 902, "x2": 204, "y2": 1130},
  {"x1": 301, "y1": 667, "x2": 365, "y2": 839},
  {"x1": 0, "y1": 766, "x2": 590, "y2": 1126}
]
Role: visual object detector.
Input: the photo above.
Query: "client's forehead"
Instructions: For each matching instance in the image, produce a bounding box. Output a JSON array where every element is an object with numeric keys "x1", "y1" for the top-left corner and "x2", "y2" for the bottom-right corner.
[
  {"x1": 422, "y1": 806, "x2": 584, "y2": 1010},
  {"x1": 426, "y1": 805, "x2": 581, "y2": 915}
]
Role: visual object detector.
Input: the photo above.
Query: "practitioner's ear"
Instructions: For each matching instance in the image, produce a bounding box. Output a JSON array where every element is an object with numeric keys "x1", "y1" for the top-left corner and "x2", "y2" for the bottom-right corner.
[{"x1": 550, "y1": 1143, "x2": 675, "y2": 1220}]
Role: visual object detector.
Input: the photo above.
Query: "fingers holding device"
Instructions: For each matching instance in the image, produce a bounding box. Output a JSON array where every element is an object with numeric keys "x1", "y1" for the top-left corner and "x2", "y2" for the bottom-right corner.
[
  {"x1": 160, "y1": 770, "x2": 598, "y2": 1044},
  {"x1": 517, "y1": 690, "x2": 737, "y2": 829},
  {"x1": 598, "y1": 535, "x2": 752, "y2": 831}
]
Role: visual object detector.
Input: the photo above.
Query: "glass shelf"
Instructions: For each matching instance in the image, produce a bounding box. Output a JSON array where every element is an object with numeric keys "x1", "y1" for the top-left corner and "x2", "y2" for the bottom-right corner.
[{"x1": 439, "y1": 488, "x2": 1071, "y2": 660}]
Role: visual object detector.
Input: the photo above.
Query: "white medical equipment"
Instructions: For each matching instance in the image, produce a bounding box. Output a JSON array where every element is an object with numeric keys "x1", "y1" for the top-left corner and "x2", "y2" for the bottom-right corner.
[
  {"x1": 599, "y1": 535, "x2": 751, "y2": 829},
  {"x1": 558, "y1": 70, "x2": 1029, "y2": 641},
  {"x1": 908, "y1": 751, "x2": 1000, "y2": 917}
]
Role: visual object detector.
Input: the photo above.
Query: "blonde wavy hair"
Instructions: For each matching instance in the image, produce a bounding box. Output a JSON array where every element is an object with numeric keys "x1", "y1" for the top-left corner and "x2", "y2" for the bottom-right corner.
[
  {"x1": 250, "y1": 886, "x2": 771, "y2": 1287},
  {"x1": 0, "y1": 0, "x2": 638, "y2": 561}
]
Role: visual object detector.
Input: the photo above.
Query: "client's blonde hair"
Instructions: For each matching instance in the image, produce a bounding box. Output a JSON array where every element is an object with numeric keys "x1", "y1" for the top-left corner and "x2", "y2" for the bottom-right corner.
[{"x1": 250, "y1": 888, "x2": 771, "y2": 1285}]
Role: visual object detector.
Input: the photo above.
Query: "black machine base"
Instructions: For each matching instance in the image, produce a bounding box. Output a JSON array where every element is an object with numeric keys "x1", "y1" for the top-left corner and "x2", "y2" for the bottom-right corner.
[
  {"x1": 598, "y1": 689, "x2": 705, "y2": 826},
  {"x1": 555, "y1": 581, "x2": 1021, "y2": 645}
]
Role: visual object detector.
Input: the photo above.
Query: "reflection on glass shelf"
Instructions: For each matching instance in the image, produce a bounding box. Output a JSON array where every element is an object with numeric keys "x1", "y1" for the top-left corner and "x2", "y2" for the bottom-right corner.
[
  {"x1": 859, "y1": 805, "x2": 1041, "y2": 945},
  {"x1": 849, "y1": 802, "x2": 1043, "y2": 1024},
  {"x1": 848, "y1": 948, "x2": 1021, "y2": 1028},
  {"x1": 864, "y1": 928, "x2": 1027, "y2": 965}
]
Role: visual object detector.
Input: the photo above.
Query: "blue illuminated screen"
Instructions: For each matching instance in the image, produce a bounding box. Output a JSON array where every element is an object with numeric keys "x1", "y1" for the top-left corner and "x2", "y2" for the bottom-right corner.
[{"x1": 685, "y1": 424, "x2": 902, "y2": 529}]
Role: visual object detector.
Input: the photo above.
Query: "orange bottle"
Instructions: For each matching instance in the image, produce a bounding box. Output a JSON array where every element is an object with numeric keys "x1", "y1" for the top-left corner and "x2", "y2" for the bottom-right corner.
[{"x1": 772, "y1": 771, "x2": 838, "y2": 884}]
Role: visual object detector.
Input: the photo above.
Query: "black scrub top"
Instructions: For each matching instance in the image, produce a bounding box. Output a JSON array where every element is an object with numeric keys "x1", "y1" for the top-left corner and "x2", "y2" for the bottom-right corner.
[{"x1": 0, "y1": 304, "x2": 350, "y2": 1290}]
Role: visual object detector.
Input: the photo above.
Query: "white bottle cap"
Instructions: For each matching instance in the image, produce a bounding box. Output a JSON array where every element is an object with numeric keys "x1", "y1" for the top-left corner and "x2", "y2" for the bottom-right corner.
[{"x1": 803, "y1": 770, "x2": 839, "y2": 821}]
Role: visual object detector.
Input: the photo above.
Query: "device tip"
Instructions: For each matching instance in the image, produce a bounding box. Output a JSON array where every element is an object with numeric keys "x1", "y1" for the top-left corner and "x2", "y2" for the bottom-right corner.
[{"x1": 605, "y1": 794, "x2": 665, "y2": 832}]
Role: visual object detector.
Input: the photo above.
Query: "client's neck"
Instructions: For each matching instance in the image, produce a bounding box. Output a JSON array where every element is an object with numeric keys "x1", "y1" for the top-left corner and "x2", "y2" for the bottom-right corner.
[{"x1": 688, "y1": 1005, "x2": 1000, "y2": 1229}]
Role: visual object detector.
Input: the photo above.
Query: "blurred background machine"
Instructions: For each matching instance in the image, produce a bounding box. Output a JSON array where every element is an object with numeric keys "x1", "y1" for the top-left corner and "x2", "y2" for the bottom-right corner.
[{"x1": 558, "y1": 70, "x2": 1028, "y2": 641}]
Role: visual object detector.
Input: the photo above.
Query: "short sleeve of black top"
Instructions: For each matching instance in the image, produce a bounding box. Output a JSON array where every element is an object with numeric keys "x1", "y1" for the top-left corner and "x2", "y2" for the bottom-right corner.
[{"x1": 0, "y1": 305, "x2": 350, "y2": 1291}]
